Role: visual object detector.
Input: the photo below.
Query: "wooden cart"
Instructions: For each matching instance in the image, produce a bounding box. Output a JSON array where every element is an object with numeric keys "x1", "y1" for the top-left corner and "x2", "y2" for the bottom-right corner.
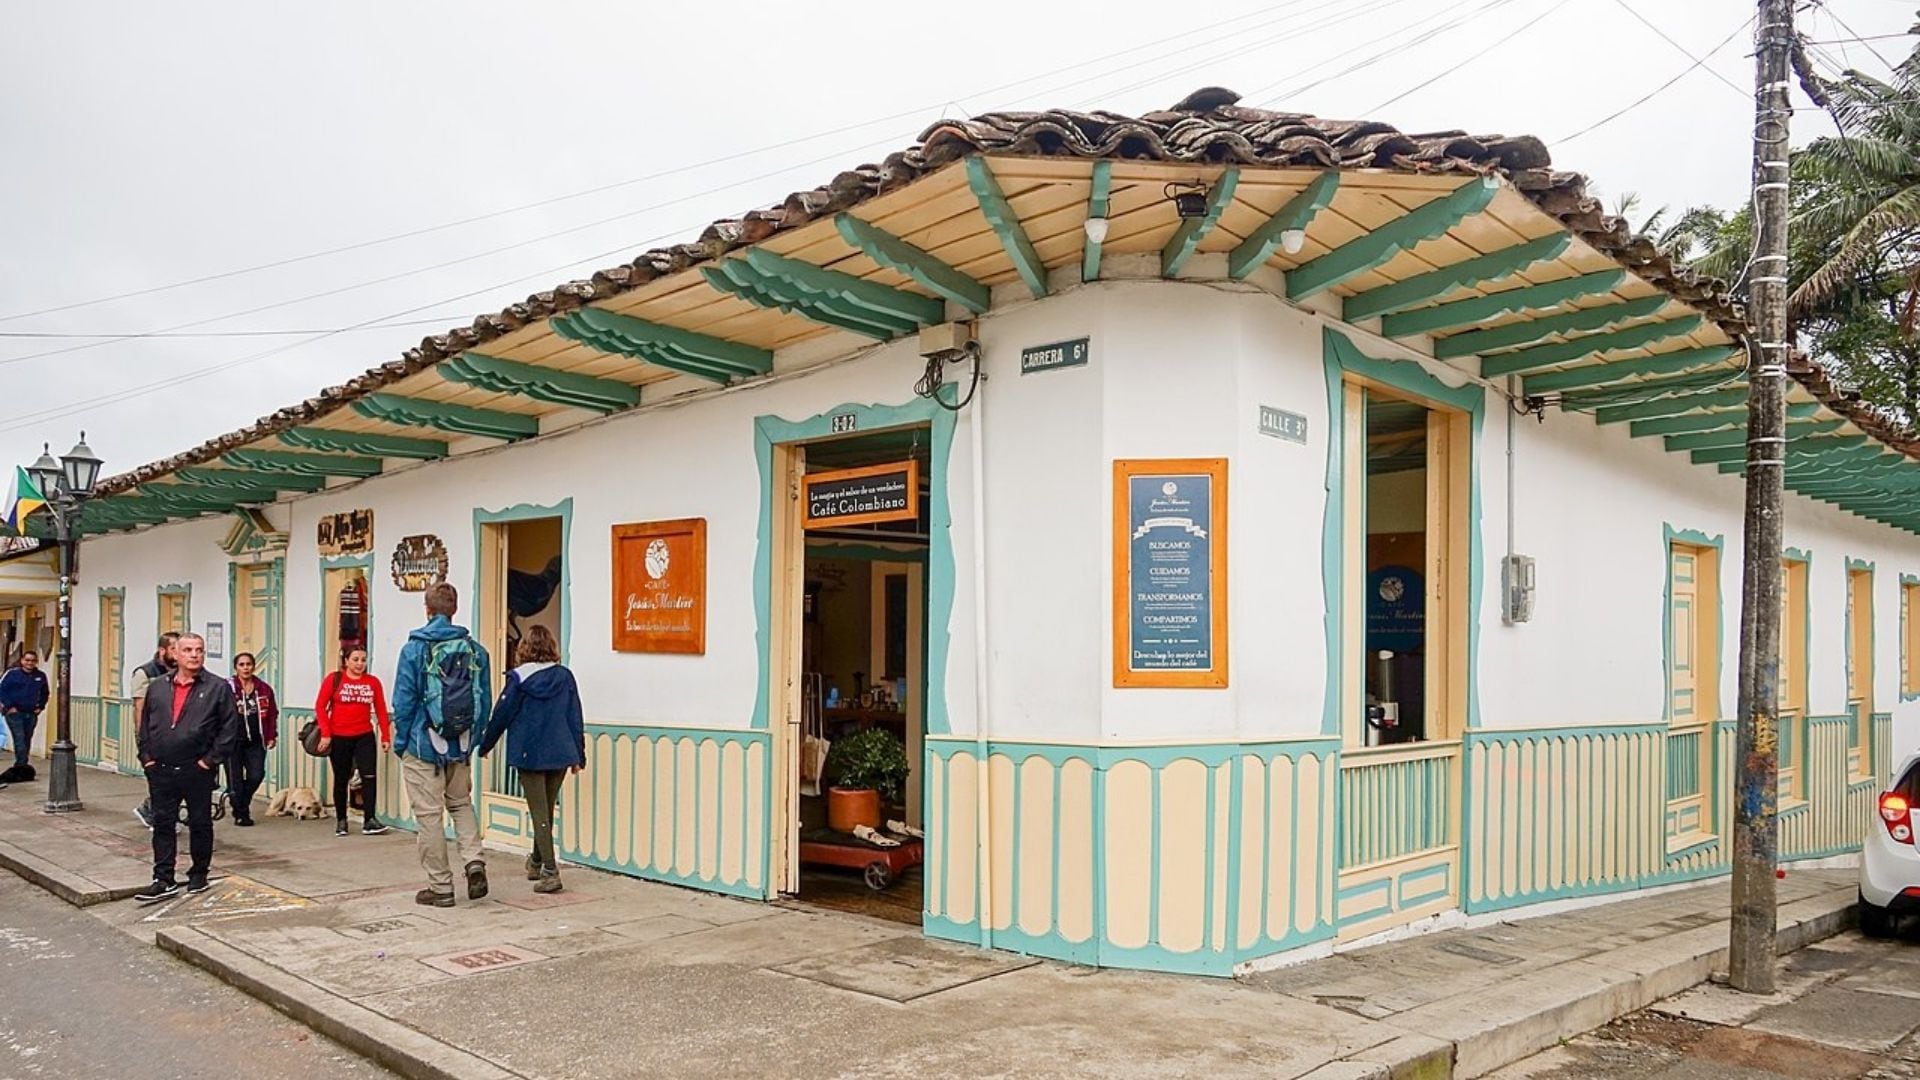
[{"x1": 798, "y1": 828, "x2": 923, "y2": 891}]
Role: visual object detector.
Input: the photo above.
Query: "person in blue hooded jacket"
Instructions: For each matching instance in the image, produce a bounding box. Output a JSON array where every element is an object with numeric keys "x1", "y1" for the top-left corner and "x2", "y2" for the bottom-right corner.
[
  {"x1": 391, "y1": 583, "x2": 493, "y2": 908},
  {"x1": 478, "y1": 624, "x2": 584, "y2": 893}
]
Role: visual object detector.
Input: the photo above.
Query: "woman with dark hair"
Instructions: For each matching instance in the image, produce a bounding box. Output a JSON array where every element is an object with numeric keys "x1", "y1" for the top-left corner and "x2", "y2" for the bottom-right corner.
[
  {"x1": 478, "y1": 625, "x2": 584, "y2": 893},
  {"x1": 225, "y1": 652, "x2": 279, "y2": 826},
  {"x1": 314, "y1": 647, "x2": 391, "y2": 837}
]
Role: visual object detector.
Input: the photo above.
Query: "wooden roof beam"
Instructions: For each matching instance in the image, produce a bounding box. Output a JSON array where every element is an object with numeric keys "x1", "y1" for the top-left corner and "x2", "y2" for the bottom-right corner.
[
  {"x1": 280, "y1": 426, "x2": 448, "y2": 461},
  {"x1": 1689, "y1": 434, "x2": 1868, "y2": 465},
  {"x1": 1229, "y1": 170, "x2": 1339, "y2": 280},
  {"x1": 965, "y1": 157, "x2": 1048, "y2": 299},
  {"x1": 442, "y1": 352, "x2": 640, "y2": 414},
  {"x1": 1081, "y1": 161, "x2": 1112, "y2": 283},
  {"x1": 1434, "y1": 295, "x2": 1668, "y2": 361},
  {"x1": 1382, "y1": 269, "x2": 1623, "y2": 339},
  {"x1": 137, "y1": 482, "x2": 282, "y2": 510},
  {"x1": 223, "y1": 447, "x2": 383, "y2": 479},
  {"x1": 1288, "y1": 176, "x2": 1499, "y2": 301},
  {"x1": 350, "y1": 393, "x2": 539, "y2": 442},
  {"x1": 1627, "y1": 401, "x2": 1821, "y2": 439},
  {"x1": 1594, "y1": 386, "x2": 1750, "y2": 425},
  {"x1": 701, "y1": 249, "x2": 943, "y2": 341},
  {"x1": 834, "y1": 212, "x2": 990, "y2": 314},
  {"x1": 1524, "y1": 346, "x2": 1740, "y2": 396},
  {"x1": 551, "y1": 307, "x2": 771, "y2": 385},
  {"x1": 1662, "y1": 419, "x2": 1843, "y2": 452},
  {"x1": 173, "y1": 467, "x2": 327, "y2": 494},
  {"x1": 1343, "y1": 233, "x2": 1571, "y2": 322},
  {"x1": 1480, "y1": 315, "x2": 1706, "y2": 379},
  {"x1": 1161, "y1": 167, "x2": 1240, "y2": 277}
]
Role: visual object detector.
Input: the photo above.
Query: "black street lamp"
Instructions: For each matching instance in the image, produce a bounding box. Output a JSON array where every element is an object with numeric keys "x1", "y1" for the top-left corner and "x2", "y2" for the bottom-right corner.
[{"x1": 27, "y1": 434, "x2": 102, "y2": 814}]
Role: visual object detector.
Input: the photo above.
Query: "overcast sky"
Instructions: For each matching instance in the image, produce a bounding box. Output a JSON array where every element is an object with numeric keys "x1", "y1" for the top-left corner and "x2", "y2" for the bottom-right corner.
[{"x1": 2, "y1": 0, "x2": 1912, "y2": 482}]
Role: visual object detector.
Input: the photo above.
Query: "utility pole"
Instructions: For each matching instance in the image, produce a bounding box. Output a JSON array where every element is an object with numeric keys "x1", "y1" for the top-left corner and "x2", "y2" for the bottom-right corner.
[{"x1": 1730, "y1": 0, "x2": 1793, "y2": 995}]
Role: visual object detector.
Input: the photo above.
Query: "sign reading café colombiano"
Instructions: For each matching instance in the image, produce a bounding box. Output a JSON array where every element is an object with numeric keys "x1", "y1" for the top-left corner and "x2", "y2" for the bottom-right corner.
[
  {"x1": 1113, "y1": 458, "x2": 1228, "y2": 689},
  {"x1": 611, "y1": 518, "x2": 706, "y2": 654},
  {"x1": 803, "y1": 460, "x2": 919, "y2": 530}
]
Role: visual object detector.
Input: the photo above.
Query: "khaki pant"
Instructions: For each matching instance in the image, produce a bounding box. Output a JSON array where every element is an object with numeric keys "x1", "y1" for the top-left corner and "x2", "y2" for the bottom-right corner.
[
  {"x1": 401, "y1": 756, "x2": 480, "y2": 894},
  {"x1": 518, "y1": 768, "x2": 568, "y2": 872}
]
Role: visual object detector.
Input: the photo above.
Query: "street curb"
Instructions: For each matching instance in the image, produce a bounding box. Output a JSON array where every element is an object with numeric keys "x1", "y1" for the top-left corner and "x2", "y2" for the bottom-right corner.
[
  {"x1": 0, "y1": 835, "x2": 143, "y2": 907},
  {"x1": 1338, "y1": 886, "x2": 1857, "y2": 1079},
  {"x1": 157, "y1": 925, "x2": 524, "y2": 1080}
]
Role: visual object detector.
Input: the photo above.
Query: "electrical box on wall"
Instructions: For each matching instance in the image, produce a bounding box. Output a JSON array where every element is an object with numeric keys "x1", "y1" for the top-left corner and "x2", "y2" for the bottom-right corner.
[{"x1": 1502, "y1": 554, "x2": 1536, "y2": 624}]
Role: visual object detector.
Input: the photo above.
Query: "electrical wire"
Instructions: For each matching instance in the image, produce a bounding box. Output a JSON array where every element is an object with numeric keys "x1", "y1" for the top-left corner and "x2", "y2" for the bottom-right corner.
[
  {"x1": 1365, "y1": 0, "x2": 1574, "y2": 113},
  {"x1": 1817, "y1": 3, "x2": 1901, "y2": 73},
  {"x1": 1244, "y1": 0, "x2": 1516, "y2": 106},
  {"x1": 1556, "y1": 14, "x2": 1756, "y2": 145},
  {"x1": 1610, "y1": 0, "x2": 1750, "y2": 98},
  {"x1": 1260, "y1": 0, "x2": 1529, "y2": 108},
  {"x1": 0, "y1": 316, "x2": 474, "y2": 339}
]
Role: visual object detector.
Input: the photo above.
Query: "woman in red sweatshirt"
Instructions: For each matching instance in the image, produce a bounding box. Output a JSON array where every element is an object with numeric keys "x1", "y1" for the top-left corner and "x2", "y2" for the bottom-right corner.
[{"x1": 314, "y1": 647, "x2": 392, "y2": 837}]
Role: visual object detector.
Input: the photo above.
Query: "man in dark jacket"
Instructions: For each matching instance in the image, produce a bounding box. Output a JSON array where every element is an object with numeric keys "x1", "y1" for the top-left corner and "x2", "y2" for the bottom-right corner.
[
  {"x1": 0, "y1": 650, "x2": 50, "y2": 770},
  {"x1": 130, "y1": 632, "x2": 180, "y2": 829},
  {"x1": 132, "y1": 633, "x2": 240, "y2": 903}
]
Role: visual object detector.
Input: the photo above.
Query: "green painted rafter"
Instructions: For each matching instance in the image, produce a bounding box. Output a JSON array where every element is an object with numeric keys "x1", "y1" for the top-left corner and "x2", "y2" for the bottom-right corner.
[
  {"x1": 1662, "y1": 419, "x2": 1843, "y2": 452},
  {"x1": 1081, "y1": 161, "x2": 1112, "y2": 283},
  {"x1": 1524, "y1": 346, "x2": 1740, "y2": 396},
  {"x1": 964, "y1": 156, "x2": 1048, "y2": 299},
  {"x1": 280, "y1": 426, "x2": 448, "y2": 460},
  {"x1": 222, "y1": 447, "x2": 382, "y2": 479},
  {"x1": 1289, "y1": 177, "x2": 1499, "y2": 301},
  {"x1": 137, "y1": 482, "x2": 282, "y2": 510},
  {"x1": 551, "y1": 307, "x2": 771, "y2": 384},
  {"x1": 1162, "y1": 167, "x2": 1240, "y2": 277},
  {"x1": 174, "y1": 467, "x2": 326, "y2": 493},
  {"x1": 1689, "y1": 434, "x2": 1867, "y2": 465},
  {"x1": 442, "y1": 352, "x2": 640, "y2": 414},
  {"x1": 1593, "y1": 387, "x2": 1749, "y2": 425},
  {"x1": 1561, "y1": 368, "x2": 1746, "y2": 413},
  {"x1": 1480, "y1": 315, "x2": 1706, "y2": 379},
  {"x1": 835, "y1": 213, "x2": 990, "y2": 314},
  {"x1": 1626, "y1": 401, "x2": 1818, "y2": 438},
  {"x1": 1433, "y1": 295, "x2": 1669, "y2": 360},
  {"x1": 1343, "y1": 233, "x2": 1572, "y2": 321},
  {"x1": 701, "y1": 248, "x2": 944, "y2": 341},
  {"x1": 351, "y1": 392, "x2": 539, "y2": 442},
  {"x1": 1381, "y1": 269, "x2": 1624, "y2": 339},
  {"x1": 1229, "y1": 170, "x2": 1339, "y2": 280}
]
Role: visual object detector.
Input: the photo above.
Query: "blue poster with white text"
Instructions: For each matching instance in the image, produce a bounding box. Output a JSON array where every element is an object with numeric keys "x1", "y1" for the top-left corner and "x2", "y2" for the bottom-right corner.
[{"x1": 1128, "y1": 473, "x2": 1213, "y2": 672}]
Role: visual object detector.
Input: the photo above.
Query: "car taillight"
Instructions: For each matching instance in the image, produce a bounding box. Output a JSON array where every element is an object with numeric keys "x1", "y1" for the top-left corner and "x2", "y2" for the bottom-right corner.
[{"x1": 1880, "y1": 793, "x2": 1913, "y2": 843}]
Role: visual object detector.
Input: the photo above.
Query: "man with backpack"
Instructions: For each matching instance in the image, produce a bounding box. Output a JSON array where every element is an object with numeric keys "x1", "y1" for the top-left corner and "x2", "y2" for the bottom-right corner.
[{"x1": 391, "y1": 582, "x2": 493, "y2": 907}]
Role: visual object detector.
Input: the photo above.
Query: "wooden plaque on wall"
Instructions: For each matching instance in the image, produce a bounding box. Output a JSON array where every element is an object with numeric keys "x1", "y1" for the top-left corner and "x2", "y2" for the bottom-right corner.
[{"x1": 612, "y1": 518, "x2": 707, "y2": 654}]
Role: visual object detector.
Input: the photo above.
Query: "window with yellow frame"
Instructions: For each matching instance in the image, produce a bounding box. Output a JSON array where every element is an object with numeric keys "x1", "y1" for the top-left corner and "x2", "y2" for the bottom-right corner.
[{"x1": 1902, "y1": 574, "x2": 1920, "y2": 702}]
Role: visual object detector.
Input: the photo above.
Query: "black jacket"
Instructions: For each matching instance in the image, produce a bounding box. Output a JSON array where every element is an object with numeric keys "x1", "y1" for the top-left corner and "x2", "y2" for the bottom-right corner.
[{"x1": 136, "y1": 669, "x2": 241, "y2": 768}]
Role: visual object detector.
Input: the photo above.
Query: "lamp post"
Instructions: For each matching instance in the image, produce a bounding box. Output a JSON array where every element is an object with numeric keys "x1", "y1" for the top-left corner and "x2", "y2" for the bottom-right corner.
[{"x1": 27, "y1": 434, "x2": 102, "y2": 814}]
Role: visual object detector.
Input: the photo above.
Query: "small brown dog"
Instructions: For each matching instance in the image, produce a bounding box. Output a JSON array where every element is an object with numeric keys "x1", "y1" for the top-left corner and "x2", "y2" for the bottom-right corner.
[{"x1": 266, "y1": 786, "x2": 325, "y2": 820}]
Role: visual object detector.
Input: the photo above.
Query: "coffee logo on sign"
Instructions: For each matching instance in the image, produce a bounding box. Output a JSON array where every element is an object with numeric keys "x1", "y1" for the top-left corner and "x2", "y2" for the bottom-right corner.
[{"x1": 390, "y1": 534, "x2": 449, "y2": 592}]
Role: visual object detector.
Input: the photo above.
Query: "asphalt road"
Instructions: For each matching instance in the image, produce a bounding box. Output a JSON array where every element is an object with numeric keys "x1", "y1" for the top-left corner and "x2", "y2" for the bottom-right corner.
[{"x1": 0, "y1": 874, "x2": 392, "y2": 1080}]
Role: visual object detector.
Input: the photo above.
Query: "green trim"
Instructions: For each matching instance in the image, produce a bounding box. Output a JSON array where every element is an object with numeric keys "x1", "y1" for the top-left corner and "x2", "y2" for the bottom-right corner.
[
  {"x1": 471, "y1": 498, "x2": 574, "y2": 664},
  {"x1": 1384, "y1": 269, "x2": 1625, "y2": 339},
  {"x1": 223, "y1": 447, "x2": 383, "y2": 479},
  {"x1": 1661, "y1": 418, "x2": 1836, "y2": 451},
  {"x1": 1081, "y1": 161, "x2": 1112, "y2": 283},
  {"x1": 351, "y1": 392, "x2": 539, "y2": 442},
  {"x1": 1343, "y1": 233, "x2": 1572, "y2": 322},
  {"x1": 1434, "y1": 296, "x2": 1668, "y2": 361},
  {"x1": 1785, "y1": 548, "x2": 1812, "y2": 718},
  {"x1": 1229, "y1": 171, "x2": 1339, "y2": 280},
  {"x1": 316, "y1": 553, "x2": 373, "y2": 675},
  {"x1": 1595, "y1": 387, "x2": 1750, "y2": 425},
  {"x1": 1691, "y1": 434, "x2": 1867, "y2": 465},
  {"x1": 551, "y1": 307, "x2": 772, "y2": 382},
  {"x1": 138, "y1": 482, "x2": 283, "y2": 509},
  {"x1": 442, "y1": 352, "x2": 640, "y2": 414},
  {"x1": 754, "y1": 400, "x2": 955, "y2": 734},
  {"x1": 1523, "y1": 346, "x2": 1738, "y2": 396},
  {"x1": 280, "y1": 426, "x2": 448, "y2": 460},
  {"x1": 1322, "y1": 328, "x2": 1484, "y2": 735},
  {"x1": 1662, "y1": 524, "x2": 1726, "y2": 724},
  {"x1": 1290, "y1": 177, "x2": 1498, "y2": 300},
  {"x1": 1480, "y1": 315, "x2": 1705, "y2": 379},
  {"x1": 701, "y1": 250, "x2": 941, "y2": 341},
  {"x1": 1160, "y1": 167, "x2": 1240, "y2": 277},
  {"x1": 964, "y1": 156, "x2": 1048, "y2": 299},
  {"x1": 1630, "y1": 401, "x2": 1818, "y2": 438},
  {"x1": 173, "y1": 467, "x2": 326, "y2": 494},
  {"x1": 1902, "y1": 573, "x2": 1919, "y2": 702},
  {"x1": 228, "y1": 556, "x2": 286, "y2": 689},
  {"x1": 835, "y1": 213, "x2": 990, "y2": 315},
  {"x1": 156, "y1": 582, "x2": 192, "y2": 640}
]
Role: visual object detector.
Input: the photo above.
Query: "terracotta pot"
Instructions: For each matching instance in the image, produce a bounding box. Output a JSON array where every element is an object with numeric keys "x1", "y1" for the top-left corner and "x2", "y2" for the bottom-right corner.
[{"x1": 827, "y1": 787, "x2": 882, "y2": 833}]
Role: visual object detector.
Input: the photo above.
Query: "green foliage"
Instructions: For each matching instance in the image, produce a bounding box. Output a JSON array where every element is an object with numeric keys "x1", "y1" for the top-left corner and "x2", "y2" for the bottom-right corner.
[{"x1": 824, "y1": 727, "x2": 910, "y2": 804}]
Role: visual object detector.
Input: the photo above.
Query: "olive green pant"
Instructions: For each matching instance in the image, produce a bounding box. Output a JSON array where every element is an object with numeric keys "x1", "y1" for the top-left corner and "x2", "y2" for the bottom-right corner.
[{"x1": 518, "y1": 768, "x2": 568, "y2": 872}]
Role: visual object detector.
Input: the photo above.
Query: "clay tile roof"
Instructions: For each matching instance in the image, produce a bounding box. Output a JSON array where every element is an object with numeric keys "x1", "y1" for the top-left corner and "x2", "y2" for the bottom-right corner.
[{"x1": 94, "y1": 88, "x2": 1913, "y2": 496}]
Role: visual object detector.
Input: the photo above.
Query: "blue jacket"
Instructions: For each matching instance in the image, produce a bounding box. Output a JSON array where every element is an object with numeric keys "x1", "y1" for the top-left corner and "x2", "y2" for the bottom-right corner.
[
  {"x1": 0, "y1": 667, "x2": 49, "y2": 715},
  {"x1": 391, "y1": 616, "x2": 493, "y2": 766},
  {"x1": 478, "y1": 663, "x2": 586, "y2": 771}
]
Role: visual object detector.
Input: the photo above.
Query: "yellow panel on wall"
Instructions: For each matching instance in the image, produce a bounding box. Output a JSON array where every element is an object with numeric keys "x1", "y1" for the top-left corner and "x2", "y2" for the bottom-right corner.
[{"x1": 1105, "y1": 760, "x2": 1153, "y2": 950}]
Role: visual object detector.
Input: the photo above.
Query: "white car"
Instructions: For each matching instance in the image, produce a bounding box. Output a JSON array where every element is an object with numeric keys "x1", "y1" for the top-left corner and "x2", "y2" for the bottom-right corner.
[{"x1": 1861, "y1": 747, "x2": 1920, "y2": 937}]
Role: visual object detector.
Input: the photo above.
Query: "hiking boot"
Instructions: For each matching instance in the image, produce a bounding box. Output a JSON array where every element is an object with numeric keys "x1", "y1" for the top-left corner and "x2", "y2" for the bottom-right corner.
[
  {"x1": 415, "y1": 888, "x2": 454, "y2": 908},
  {"x1": 133, "y1": 880, "x2": 180, "y2": 904},
  {"x1": 361, "y1": 820, "x2": 391, "y2": 836},
  {"x1": 533, "y1": 869, "x2": 563, "y2": 895},
  {"x1": 465, "y1": 859, "x2": 489, "y2": 900},
  {"x1": 334, "y1": 820, "x2": 349, "y2": 837},
  {"x1": 525, "y1": 852, "x2": 541, "y2": 881}
]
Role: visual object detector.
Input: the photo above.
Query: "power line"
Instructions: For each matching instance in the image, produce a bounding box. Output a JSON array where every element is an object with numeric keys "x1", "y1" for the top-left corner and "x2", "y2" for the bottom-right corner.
[
  {"x1": 1257, "y1": 0, "x2": 1527, "y2": 108},
  {"x1": 1610, "y1": 0, "x2": 1750, "y2": 98},
  {"x1": 0, "y1": 316, "x2": 473, "y2": 339},
  {"x1": 1556, "y1": 15, "x2": 1756, "y2": 146},
  {"x1": 1816, "y1": 2, "x2": 1901, "y2": 72},
  {"x1": 1365, "y1": 0, "x2": 1575, "y2": 113}
]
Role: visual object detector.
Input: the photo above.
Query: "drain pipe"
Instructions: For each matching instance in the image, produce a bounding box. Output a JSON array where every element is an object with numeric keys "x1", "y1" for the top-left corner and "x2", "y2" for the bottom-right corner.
[{"x1": 969, "y1": 360, "x2": 994, "y2": 950}]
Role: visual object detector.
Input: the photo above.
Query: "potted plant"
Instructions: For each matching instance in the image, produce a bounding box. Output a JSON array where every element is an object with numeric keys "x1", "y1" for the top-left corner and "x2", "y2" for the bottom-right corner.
[{"x1": 823, "y1": 727, "x2": 910, "y2": 833}]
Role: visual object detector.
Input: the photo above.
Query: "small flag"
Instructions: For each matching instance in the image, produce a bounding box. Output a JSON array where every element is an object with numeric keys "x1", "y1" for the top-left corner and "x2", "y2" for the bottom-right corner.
[{"x1": 2, "y1": 467, "x2": 45, "y2": 533}]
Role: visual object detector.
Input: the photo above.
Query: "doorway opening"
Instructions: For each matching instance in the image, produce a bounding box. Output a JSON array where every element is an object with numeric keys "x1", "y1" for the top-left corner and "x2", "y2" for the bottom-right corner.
[
  {"x1": 320, "y1": 562, "x2": 370, "y2": 674},
  {"x1": 476, "y1": 511, "x2": 568, "y2": 845},
  {"x1": 776, "y1": 426, "x2": 931, "y2": 926}
]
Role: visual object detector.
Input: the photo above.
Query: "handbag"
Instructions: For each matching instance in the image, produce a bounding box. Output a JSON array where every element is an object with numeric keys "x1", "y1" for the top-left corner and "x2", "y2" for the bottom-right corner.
[{"x1": 300, "y1": 672, "x2": 341, "y2": 758}]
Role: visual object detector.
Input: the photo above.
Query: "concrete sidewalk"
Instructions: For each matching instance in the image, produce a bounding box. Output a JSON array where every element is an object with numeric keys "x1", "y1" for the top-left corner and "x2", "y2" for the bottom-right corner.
[{"x1": 0, "y1": 765, "x2": 1861, "y2": 1079}]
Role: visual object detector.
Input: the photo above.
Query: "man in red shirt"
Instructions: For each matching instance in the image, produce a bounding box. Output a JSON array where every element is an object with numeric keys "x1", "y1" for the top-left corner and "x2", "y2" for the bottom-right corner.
[{"x1": 132, "y1": 633, "x2": 240, "y2": 903}]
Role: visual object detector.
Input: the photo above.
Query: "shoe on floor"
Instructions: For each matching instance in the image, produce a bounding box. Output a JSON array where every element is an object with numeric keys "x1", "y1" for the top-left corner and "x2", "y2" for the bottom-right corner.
[
  {"x1": 525, "y1": 852, "x2": 541, "y2": 881},
  {"x1": 186, "y1": 876, "x2": 211, "y2": 894},
  {"x1": 465, "y1": 859, "x2": 489, "y2": 900},
  {"x1": 133, "y1": 803, "x2": 154, "y2": 830},
  {"x1": 415, "y1": 888, "x2": 455, "y2": 908},
  {"x1": 334, "y1": 821, "x2": 349, "y2": 837},
  {"x1": 533, "y1": 871, "x2": 563, "y2": 895},
  {"x1": 234, "y1": 816, "x2": 254, "y2": 827},
  {"x1": 133, "y1": 880, "x2": 180, "y2": 904},
  {"x1": 362, "y1": 820, "x2": 390, "y2": 836}
]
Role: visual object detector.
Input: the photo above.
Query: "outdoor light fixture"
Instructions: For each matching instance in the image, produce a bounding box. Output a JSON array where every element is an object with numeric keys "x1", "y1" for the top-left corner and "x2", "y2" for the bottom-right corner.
[
  {"x1": 1280, "y1": 228, "x2": 1307, "y2": 255},
  {"x1": 1083, "y1": 216, "x2": 1110, "y2": 244},
  {"x1": 26, "y1": 444, "x2": 61, "y2": 500},
  {"x1": 60, "y1": 434, "x2": 101, "y2": 498},
  {"x1": 1164, "y1": 181, "x2": 1210, "y2": 219},
  {"x1": 20, "y1": 432, "x2": 106, "y2": 815}
]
